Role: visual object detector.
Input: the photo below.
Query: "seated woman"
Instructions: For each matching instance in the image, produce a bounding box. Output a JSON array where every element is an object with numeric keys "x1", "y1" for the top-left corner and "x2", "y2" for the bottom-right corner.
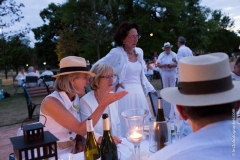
[
  {"x1": 39, "y1": 56, "x2": 127, "y2": 157},
  {"x1": 15, "y1": 67, "x2": 27, "y2": 85},
  {"x1": 80, "y1": 63, "x2": 122, "y2": 141}
]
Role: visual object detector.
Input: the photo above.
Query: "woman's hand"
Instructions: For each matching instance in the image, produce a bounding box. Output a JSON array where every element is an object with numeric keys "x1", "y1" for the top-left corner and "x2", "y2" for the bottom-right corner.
[
  {"x1": 101, "y1": 86, "x2": 128, "y2": 106},
  {"x1": 115, "y1": 83, "x2": 125, "y2": 91}
]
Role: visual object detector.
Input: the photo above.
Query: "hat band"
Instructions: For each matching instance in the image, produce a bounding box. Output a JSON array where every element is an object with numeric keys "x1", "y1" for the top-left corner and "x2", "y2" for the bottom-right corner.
[
  {"x1": 60, "y1": 66, "x2": 87, "y2": 73},
  {"x1": 178, "y1": 75, "x2": 233, "y2": 95}
]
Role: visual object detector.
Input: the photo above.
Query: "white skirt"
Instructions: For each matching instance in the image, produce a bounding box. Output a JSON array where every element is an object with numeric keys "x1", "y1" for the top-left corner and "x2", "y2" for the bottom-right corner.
[{"x1": 117, "y1": 83, "x2": 152, "y2": 137}]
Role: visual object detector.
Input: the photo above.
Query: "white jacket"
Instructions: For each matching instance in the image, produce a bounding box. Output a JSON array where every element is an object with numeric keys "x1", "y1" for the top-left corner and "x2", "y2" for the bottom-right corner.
[
  {"x1": 94, "y1": 46, "x2": 155, "y2": 95},
  {"x1": 79, "y1": 91, "x2": 121, "y2": 139}
]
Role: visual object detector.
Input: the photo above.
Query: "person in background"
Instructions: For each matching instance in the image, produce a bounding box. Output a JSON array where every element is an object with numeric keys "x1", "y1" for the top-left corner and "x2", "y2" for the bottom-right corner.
[
  {"x1": 80, "y1": 63, "x2": 121, "y2": 141},
  {"x1": 231, "y1": 56, "x2": 240, "y2": 80},
  {"x1": 15, "y1": 67, "x2": 27, "y2": 86},
  {"x1": 149, "y1": 53, "x2": 240, "y2": 160},
  {"x1": 39, "y1": 65, "x2": 54, "y2": 86},
  {"x1": 146, "y1": 60, "x2": 154, "y2": 81},
  {"x1": 39, "y1": 56, "x2": 127, "y2": 157},
  {"x1": 157, "y1": 42, "x2": 177, "y2": 121},
  {"x1": 93, "y1": 22, "x2": 157, "y2": 136},
  {"x1": 34, "y1": 65, "x2": 40, "y2": 77},
  {"x1": 172, "y1": 36, "x2": 193, "y2": 63},
  {"x1": 152, "y1": 51, "x2": 158, "y2": 66},
  {"x1": 25, "y1": 66, "x2": 38, "y2": 87}
]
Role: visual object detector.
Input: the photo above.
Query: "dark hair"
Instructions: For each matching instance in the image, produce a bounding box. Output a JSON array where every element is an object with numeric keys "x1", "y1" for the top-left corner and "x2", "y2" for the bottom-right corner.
[
  {"x1": 178, "y1": 36, "x2": 186, "y2": 45},
  {"x1": 114, "y1": 22, "x2": 140, "y2": 46},
  {"x1": 46, "y1": 65, "x2": 51, "y2": 70},
  {"x1": 235, "y1": 57, "x2": 240, "y2": 65},
  {"x1": 183, "y1": 102, "x2": 236, "y2": 121}
]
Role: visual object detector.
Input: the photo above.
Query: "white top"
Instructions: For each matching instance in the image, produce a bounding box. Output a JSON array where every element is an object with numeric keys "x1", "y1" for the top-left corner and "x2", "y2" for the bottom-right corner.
[
  {"x1": 231, "y1": 72, "x2": 240, "y2": 80},
  {"x1": 176, "y1": 45, "x2": 193, "y2": 62},
  {"x1": 157, "y1": 51, "x2": 177, "y2": 72},
  {"x1": 41, "y1": 70, "x2": 54, "y2": 76},
  {"x1": 149, "y1": 120, "x2": 240, "y2": 160},
  {"x1": 15, "y1": 72, "x2": 27, "y2": 80},
  {"x1": 122, "y1": 61, "x2": 141, "y2": 84},
  {"x1": 79, "y1": 91, "x2": 121, "y2": 140},
  {"x1": 93, "y1": 46, "x2": 155, "y2": 95},
  {"x1": 39, "y1": 91, "x2": 80, "y2": 142},
  {"x1": 35, "y1": 70, "x2": 40, "y2": 77},
  {"x1": 147, "y1": 63, "x2": 154, "y2": 75}
]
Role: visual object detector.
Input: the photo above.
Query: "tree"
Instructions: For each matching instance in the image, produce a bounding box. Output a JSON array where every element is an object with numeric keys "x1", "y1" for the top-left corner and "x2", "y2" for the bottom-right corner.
[
  {"x1": 55, "y1": 27, "x2": 81, "y2": 60},
  {"x1": 32, "y1": 3, "x2": 63, "y2": 66}
]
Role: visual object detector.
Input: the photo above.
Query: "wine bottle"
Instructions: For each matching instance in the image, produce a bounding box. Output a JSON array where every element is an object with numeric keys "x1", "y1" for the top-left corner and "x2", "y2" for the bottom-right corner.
[
  {"x1": 84, "y1": 118, "x2": 100, "y2": 160},
  {"x1": 155, "y1": 97, "x2": 168, "y2": 150},
  {"x1": 100, "y1": 113, "x2": 118, "y2": 160}
]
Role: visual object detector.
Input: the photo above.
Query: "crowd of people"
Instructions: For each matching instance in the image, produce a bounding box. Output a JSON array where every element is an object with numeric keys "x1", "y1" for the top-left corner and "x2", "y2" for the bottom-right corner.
[{"x1": 33, "y1": 21, "x2": 240, "y2": 159}]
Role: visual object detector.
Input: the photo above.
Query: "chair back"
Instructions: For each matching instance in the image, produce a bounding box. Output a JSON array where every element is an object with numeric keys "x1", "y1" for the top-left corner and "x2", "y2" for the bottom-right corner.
[
  {"x1": 42, "y1": 75, "x2": 55, "y2": 86},
  {"x1": 148, "y1": 90, "x2": 170, "y2": 118},
  {"x1": 25, "y1": 76, "x2": 38, "y2": 87}
]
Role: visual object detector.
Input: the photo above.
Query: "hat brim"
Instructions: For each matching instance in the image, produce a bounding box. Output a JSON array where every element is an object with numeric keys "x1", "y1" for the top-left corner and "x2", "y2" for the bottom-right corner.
[
  {"x1": 162, "y1": 45, "x2": 173, "y2": 50},
  {"x1": 52, "y1": 71, "x2": 95, "y2": 78},
  {"x1": 160, "y1": 81, "x2": 240, "y2": 107}
]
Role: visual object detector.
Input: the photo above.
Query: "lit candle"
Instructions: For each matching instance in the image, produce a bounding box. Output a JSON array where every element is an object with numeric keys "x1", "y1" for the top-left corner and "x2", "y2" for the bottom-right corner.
[{"x1": 130, "y1": 132, "x2": 143, "y2": 142}]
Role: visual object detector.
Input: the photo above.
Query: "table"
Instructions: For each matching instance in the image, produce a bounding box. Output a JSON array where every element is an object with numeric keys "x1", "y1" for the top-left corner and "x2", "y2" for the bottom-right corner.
[{"x1": 59, "y1": 137, "x2": 153, "y2": 160}]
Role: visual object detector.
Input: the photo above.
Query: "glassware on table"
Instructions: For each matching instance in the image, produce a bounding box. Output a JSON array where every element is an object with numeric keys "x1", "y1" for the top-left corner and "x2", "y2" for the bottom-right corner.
[
  {"x1": 149, "y1": 117, "x2": 171, "y2": 153},
  {"x1": 121, "y1": 109, "x2": 149, "y2": 160}
]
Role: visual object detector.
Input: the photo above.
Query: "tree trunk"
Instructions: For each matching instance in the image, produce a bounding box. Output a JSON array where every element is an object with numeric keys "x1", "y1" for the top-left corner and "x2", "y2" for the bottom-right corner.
[{"x1": 97, "y1": 44, "x2": 101, "y2": 60}]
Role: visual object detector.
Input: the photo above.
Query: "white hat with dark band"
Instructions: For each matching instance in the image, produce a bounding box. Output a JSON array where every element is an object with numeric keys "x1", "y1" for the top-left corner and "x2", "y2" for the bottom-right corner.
[
  {"x1": 160, "y1": 52, "x2": 240, "y2": 106},
  {"x1": 162, "y1": 42, "x2": 173, "y2": 50},
  {"x1": 52, "y1": 56, "x2": 95, "y2": 78}
]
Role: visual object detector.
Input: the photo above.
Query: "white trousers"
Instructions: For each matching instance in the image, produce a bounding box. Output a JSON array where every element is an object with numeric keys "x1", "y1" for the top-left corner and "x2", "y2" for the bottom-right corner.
[
  {"x1": 161, "y1": 71, "x2": 176, "y2": 88},
  {"x1": 161, "y1": 71, "x2": 176, "y2": 120}
]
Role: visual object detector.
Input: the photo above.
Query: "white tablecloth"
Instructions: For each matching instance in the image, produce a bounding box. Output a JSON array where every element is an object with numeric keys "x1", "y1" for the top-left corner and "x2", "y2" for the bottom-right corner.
[{"x1": 59, "y1": 137, "x2": 152, "y2": 160}]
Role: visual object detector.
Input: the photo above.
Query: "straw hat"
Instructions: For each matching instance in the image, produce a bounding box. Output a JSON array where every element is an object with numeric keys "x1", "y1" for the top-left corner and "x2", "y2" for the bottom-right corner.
[
  {"x1": 162, "y1": 42, "x2": 173, "y2": 50},
  {"x1": 52, "y1": 56, "x2": 95, "y2": 78},
  {"x1": 160, "y1": 53, "x2": 240, "y2": 106}
]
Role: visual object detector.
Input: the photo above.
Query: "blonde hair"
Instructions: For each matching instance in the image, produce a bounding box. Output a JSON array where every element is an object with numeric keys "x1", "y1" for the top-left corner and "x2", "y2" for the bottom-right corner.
[
  {"x1": 89, "y1": 63, "x2": 114, "y2": 90},
  {"x1": 54, "y1": 73, "x2": 80, "y2": 93}
]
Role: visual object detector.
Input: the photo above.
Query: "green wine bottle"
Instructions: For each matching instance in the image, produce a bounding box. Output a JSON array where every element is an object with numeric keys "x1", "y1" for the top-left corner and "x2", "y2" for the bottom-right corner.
[
  {"x1": 155, "y1": 97, "x2": 168, "y2": 150},
  {"x1": 100, "y1": 113, "x2": 118, "y2": 160},
  {"x1": 84, "y1": 118, "x2": 100, "y2": 160}
]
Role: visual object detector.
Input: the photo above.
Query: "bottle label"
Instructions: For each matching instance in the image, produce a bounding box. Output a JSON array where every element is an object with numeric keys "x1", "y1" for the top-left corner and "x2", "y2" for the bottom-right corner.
[
  {"x1": 103, "y1": 118, "x2": 110, "y2": 130},
  {"x1": 86, "y1": 119, "x2": 94, "y2": 132}
]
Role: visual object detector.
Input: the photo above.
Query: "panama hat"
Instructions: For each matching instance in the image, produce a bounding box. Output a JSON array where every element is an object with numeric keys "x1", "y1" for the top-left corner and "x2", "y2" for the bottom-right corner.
[
  {"x1": 160, "y1": 53, "x2": 240, "y2": 106},
  {"x1": 52, "y1": 56, "x2": 95, "y2": 78},
  {"x1": 162, "y1": 42, "x2": 173, "y2": 50}
]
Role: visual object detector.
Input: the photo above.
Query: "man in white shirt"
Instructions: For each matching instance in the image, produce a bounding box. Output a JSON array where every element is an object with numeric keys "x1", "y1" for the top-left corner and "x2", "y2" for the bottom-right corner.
[
  {"x1": 25, "y1": 66, "x2": 38, "y2": 87},
  {"x1": 157, "y1": 42, "x2": 177, "y2": 120},
  {"x1": 39, "y1": 65, "x2": 54, "y2": 86},
  {"x1": 15, "y1": 67, "x2": 27, "y2": 85},
  {"x1": 173, "y1": 36, "x2": 193, "y2": 63},
  {"x1": 149, "y1": 53, "x2": 240, "y2": 160}
]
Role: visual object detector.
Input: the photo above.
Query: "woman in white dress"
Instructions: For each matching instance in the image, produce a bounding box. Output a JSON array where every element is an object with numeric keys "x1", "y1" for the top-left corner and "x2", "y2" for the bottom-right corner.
[
  {"x1": 80, "y1": 63, "x2": 121, "y2": 141},
  {"x1": 39, "y1": 56, "x2": 127, "y2": 157},
  {"x1": 94, "y1": 22, "x2": 157, "y2": 137}
]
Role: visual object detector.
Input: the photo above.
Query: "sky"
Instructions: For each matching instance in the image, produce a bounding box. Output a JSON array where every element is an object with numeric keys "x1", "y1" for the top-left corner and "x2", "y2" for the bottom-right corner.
[{"x1": 2, "y1": 0, "x2": 240, "y2": 45}]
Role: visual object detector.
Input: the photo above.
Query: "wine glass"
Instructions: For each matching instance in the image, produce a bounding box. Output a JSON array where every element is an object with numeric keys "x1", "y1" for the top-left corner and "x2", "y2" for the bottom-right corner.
[{"x1": 121, "y1": 109, "x2": 149, "y2": 160}]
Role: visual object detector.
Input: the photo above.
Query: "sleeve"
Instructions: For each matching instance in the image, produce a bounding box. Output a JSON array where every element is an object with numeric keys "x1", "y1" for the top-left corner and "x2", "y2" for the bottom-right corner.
[
  {"x1": 176, "y1": 48, "x2": 185, "y2": 62},
  {"x1": 94, "y1": 49, "x2": 116, "y2": 68},
  {"x1": 79, "y1": 97, "x2": 101, "y2": 142},
  {"x1": 15, "y1": 73, "x2": 20, "y2": 80},
  {"x1": 143, "y1": 75, "x2": 155, "y2": 93}
]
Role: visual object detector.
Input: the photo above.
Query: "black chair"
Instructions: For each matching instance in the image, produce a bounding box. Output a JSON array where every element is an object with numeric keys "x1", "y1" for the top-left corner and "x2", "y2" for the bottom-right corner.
[
  {"x1": 148, "y1": 90, "x2": 171, "y2": 118},
  {"x1": 22, "y1": 85, "x2": 41, "y2": 119},
  {"x1": 24, "y1": 76, "x2": 39, "y2": 88}
]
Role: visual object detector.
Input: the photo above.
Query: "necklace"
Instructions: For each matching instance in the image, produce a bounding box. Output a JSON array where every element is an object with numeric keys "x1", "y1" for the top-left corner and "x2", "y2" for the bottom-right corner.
[{"x1": 94, "y1": 91, "x2": 101, "y2": 104}]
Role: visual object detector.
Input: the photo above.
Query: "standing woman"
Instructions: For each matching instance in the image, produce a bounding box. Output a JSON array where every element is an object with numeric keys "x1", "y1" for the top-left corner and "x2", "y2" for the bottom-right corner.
[
  {"x1": 39, "y1": 56, "x2": 127, "y2": 157},
  {"x1": 94, "y1": 22, "x2": 157, "y2": 136}
]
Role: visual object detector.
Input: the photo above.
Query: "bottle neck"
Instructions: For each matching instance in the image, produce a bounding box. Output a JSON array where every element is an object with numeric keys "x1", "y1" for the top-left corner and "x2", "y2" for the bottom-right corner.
[
  {"x1": 87, "y1": 119, "x2": 94, "y2": 132},
  {"x1": 103, "y1": 117, "x2": 110, "y2": 131}
]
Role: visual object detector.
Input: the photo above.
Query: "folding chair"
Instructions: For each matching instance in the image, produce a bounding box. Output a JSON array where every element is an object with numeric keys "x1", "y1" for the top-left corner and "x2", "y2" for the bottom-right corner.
[
  {"x1": 13, "y1": 75, "x2": 23, "y2": 94},
  {"x1": 24, "y1": 76, "x2": 39, "y2": 88},
  {"x1": 148, "y1": 90, "x2": 170, "y2": 118}
]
